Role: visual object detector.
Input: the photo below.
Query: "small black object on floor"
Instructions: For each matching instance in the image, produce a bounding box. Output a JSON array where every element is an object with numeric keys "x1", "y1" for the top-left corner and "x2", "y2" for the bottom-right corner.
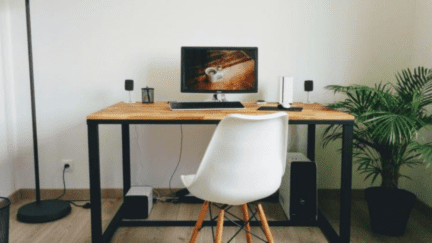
[
  {"x1": 258, "y1": 105, "x2": 303, "y2": 111},
  {"x1": 17, "y1": 200, "x2": 71, "y2": 223},
  {"x1": 82, "y1": 202, "x2": 91, "y2": 209},
  {"x1": 175, "y1": 188, "x2": 190, "y2": 198}
]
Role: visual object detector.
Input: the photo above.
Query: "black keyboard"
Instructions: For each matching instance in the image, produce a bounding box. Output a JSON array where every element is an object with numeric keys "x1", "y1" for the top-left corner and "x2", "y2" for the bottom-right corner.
[{"x1": 170, "y1": 101, "x2": 245, "y2": 110}]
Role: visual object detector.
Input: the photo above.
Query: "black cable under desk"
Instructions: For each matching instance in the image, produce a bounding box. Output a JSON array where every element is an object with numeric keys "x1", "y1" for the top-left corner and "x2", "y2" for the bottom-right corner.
[{"x1": 86, "y1": 101, "x2": 354, "y2": 243}]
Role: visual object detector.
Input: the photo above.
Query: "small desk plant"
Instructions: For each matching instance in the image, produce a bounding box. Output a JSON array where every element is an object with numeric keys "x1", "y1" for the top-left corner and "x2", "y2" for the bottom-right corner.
[{"x1": 322, "y1": 67, "x2": 432, "y2": 236}]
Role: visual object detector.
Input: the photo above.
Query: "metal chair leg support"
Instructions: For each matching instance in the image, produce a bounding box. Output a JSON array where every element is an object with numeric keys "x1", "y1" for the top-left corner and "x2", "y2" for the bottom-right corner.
[
  {"x1": 209, "y1": 202, "x2": 215, "y2": 242},
  {"x1": 191, "y1": 202, "x2": 270, "y2": 243},
  {"x1": 213, "y1": 204, "x2": 243, "y2": 222},
  {"x1": 214, "y1": 203, "x2": 267, "y2": 242},
  {"x1": 248, "y1": 204, "x2": 260, "y2": 222},
  {"x1": 224, "y1": 210, "x2": 267, "y2": 243},
  {"x1": 248, "y1": 204, "x2": 267, "y2": 237}
]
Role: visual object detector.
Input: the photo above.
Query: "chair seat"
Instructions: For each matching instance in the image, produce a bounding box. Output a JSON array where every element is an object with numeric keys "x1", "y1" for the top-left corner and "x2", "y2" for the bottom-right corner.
[{"x1": 182, "y1": 173, "x2": 282, "y2": 205}]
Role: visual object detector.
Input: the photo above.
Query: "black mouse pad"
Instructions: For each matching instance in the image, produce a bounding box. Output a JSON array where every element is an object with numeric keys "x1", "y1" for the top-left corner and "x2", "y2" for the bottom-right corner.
[{"x1": 258, "y1": 104, "x2": 303, "y2": 111}]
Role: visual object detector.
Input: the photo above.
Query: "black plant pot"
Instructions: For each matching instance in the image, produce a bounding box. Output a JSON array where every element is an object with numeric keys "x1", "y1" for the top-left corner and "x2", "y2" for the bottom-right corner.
[{"x1": 365, "y1": 187, "x2": 416, "y2": 236}]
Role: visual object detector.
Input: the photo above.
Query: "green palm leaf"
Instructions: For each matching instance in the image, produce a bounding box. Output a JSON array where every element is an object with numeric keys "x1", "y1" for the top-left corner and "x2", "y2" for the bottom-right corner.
[
  {"x1": 362, "y1": 111, "x2": 425, "y2": 145},
  {"x1": 408, "y1": 142, "x2": 432, "y2": 166},
  {"x1": 394, "y1": 67, "x2": 432, "y2": 108},
  {"x1": 323, "y1": 67, "x2": 432, "y2": 188}
]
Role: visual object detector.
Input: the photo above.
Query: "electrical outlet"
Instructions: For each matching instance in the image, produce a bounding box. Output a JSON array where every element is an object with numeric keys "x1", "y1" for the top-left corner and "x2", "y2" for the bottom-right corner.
[{"x1": 62, "y1": 159, "x2": 74, "y2": 173}]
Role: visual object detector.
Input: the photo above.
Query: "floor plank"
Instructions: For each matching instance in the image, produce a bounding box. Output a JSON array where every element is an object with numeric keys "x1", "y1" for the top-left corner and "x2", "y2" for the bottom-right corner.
[{"x1": 7, "y1": 198, "x2": 432, "y2": 242}]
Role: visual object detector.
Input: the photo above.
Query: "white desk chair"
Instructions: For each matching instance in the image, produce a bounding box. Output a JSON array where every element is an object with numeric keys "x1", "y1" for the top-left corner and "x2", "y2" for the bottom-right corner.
[{"x1": 181, "y1": 112, "x2": 289, "y2": 243}]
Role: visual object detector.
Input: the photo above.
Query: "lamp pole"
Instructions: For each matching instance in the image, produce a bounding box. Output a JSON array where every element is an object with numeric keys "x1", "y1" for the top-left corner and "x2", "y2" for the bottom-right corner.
[
  {"x1": 25, "y1": 0, "x2": 41, "y2": 203},
  {"x1": 17, "y1": 0, "x2": 72, "y2": 223}
]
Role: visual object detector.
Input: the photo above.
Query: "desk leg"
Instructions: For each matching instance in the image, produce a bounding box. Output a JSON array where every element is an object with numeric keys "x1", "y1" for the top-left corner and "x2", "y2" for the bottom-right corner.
[
  {"x1": 88, "y1": 123, "x2": 102, "y2": 243},
  {"x1": 122, "y1": 124, "x2": 131, "y2": 196},
  {"x1": 340, "y1": 124, "x2": 353, "y2": 243},
  {"x1": 307, "y1": 124, "x2": 316, "y2": 161}
]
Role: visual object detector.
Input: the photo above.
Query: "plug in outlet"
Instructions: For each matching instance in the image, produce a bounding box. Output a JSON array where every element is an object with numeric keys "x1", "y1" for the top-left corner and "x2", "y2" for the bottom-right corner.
[{"x1": 62, "y1": 159, "x2": 74, "y2": 173}]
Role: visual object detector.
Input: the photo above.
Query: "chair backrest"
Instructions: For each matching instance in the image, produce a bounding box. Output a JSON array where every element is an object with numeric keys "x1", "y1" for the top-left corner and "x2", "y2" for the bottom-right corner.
[{"x1": 187, "y1": 112, "x2": 289, "y2": 205}]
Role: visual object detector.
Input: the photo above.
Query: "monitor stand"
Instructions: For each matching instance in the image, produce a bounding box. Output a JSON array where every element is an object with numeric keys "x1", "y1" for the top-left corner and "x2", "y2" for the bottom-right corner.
[{"x1": 211, "y1": 93, "x2": 228, "y2": 102}]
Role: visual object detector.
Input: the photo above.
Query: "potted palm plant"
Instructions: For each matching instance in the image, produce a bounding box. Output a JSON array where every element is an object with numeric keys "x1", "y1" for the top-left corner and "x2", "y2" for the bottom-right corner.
[{"x1": 322, "y1": 67, "x2": 432, "y2": 236}]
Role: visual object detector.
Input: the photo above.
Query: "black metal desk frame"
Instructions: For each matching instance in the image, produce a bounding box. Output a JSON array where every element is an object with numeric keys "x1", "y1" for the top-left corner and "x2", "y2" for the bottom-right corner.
[{"x1": 87, "y1": 119, "x2": 353, "y2": 243}]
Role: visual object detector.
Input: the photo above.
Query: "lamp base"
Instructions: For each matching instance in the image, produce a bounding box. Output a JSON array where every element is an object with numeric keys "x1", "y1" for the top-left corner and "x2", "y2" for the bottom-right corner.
[{"x1": 17, "y1": 200, "x2": 71, "y2": 223}]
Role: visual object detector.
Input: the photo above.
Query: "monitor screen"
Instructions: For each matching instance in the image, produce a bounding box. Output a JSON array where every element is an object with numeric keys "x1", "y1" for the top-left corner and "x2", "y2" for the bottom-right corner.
[{"x1": 181, "y1": 47, "x2": 258, "y2": 93}]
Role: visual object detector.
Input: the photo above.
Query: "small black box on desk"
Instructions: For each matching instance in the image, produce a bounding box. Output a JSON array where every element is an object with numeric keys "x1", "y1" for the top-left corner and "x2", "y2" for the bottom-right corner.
[{"x1": 123, "y1": 186, "x2": 153, "y2": 219}]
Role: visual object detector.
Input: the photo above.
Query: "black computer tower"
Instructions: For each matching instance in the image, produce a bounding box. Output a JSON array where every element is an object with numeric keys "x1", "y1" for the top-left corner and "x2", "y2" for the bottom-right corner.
[{"x1": 289, "y1": 161, "x2": 318, "y2": 222}]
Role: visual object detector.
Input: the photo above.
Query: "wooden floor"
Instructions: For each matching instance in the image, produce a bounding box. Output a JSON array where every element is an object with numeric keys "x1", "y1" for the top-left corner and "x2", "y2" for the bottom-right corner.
[{"x1": 8, "y1": 198, "x2": 432, "y2": 242}]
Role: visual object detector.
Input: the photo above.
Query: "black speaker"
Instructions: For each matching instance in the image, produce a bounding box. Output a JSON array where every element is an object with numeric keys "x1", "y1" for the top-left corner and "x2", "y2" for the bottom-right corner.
[
  {"x1": 290, "y1": 161, "x2": 317, "y2": 222},
  {"x1": 304, "y1": 80, "x2": 313, "y2": 92},
  {"x1": 125, "y1": 79, "x2": 134, "y2": 91}
]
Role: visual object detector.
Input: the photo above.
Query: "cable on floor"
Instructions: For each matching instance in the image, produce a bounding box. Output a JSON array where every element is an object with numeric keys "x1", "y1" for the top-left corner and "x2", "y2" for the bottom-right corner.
[{"x1": 56, "y1": 164, "x2": 90, "y2": 208}]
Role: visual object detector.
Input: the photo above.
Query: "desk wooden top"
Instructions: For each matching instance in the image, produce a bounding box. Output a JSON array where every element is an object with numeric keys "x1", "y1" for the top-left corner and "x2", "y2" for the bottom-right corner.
[{"x1": 87, "y1": 102, "x2": 354, "y2": 122}]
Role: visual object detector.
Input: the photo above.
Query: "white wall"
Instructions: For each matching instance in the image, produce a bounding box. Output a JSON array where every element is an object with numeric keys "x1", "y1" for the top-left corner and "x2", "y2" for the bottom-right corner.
[
  {"x1": 402, "y1": 0, "x2": 432, "y2": 207},
  {"x1": 0, "y1": 0, "x2": 16, "y2": 197},
  {"x1": 5, "y1": 0, "x2": 430, "y2": 204}
]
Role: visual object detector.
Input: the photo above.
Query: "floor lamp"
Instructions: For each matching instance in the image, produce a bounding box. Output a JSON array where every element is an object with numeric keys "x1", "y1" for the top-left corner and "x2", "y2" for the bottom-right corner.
[{"x1": 17, "y1": 0, "x2": 71, "y2": 223}]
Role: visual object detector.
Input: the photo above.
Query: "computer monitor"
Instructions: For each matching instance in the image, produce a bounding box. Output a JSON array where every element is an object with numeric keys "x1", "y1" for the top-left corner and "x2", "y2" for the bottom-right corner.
[{"x1": 181, "y1": 46, "x2": 258, "y2": 100}]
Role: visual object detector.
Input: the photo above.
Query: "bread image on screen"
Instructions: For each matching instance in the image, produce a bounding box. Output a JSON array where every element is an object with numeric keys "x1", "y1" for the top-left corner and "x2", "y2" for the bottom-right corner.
[{"x1": 183, "y1": 49, "x2": 256, "y2": 91}]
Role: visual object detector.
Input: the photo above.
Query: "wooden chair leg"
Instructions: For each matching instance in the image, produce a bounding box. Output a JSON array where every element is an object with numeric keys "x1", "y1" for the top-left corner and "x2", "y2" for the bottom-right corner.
[
  {"x1": 257, "y1": 204, "x2": 274, "y2": 243},
  {"x1": 189, "y1": 201, "x2": 210, "y2": 243},
  {"x1": 241, "y1": 204, "x2": 252, "y2": 243},
  {"x1": 215, "y1": 209, "x2": 225, "y2": 243}
]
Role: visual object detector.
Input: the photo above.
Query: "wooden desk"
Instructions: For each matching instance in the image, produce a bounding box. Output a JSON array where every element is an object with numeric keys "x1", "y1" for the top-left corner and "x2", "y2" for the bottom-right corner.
[{"x1": 87, "y1": 102, "x2": 354, "y2": 243}]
